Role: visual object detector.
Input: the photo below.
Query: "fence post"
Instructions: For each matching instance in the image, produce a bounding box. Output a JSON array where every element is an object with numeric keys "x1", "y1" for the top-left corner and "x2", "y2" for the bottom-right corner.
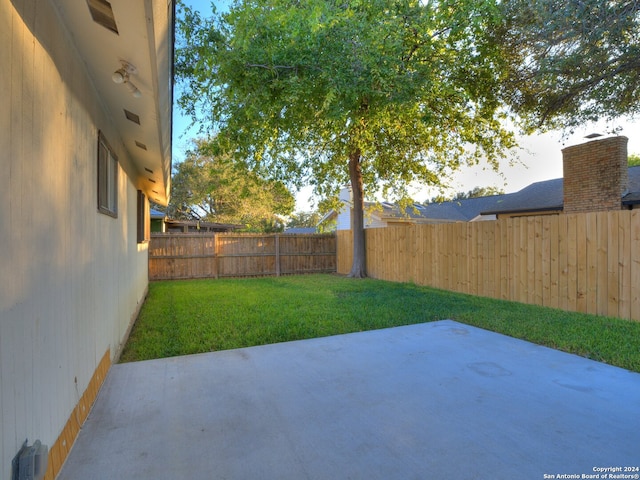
[
  {"x1": 275, "y1": 234, "x2": 281, "y2": 276},
  {"x1": 213, "y1": 233, "x2": 218, "y2": 279}
]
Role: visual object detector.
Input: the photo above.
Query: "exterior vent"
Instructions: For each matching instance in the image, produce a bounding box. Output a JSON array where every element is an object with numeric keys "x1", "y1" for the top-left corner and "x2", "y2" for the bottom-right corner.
[
  {"x1": 86, "y1": 0, "x2": 119, "y2": 35},
  {"x1": 12, "y1": 440, "x2": 48, "y2": 480},
  {"x1": 124, "y1": 110, "x2": 140, "y2": 125},
  {"x1": 135, "y1": 141, "x2": 148, "y2": 151}
]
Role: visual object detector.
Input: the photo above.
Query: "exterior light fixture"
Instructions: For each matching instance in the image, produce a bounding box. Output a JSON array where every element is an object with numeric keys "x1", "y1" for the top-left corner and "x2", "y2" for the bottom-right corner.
[
  {"x1": 111, "y1": 68, "x2": 126, "y2": 84},
  {"x1": 112, "y1": 60, "x2": 141, "y2": 98},
  {"x1": 125, "y1": 81, "x2": 142, "y2": 98}
]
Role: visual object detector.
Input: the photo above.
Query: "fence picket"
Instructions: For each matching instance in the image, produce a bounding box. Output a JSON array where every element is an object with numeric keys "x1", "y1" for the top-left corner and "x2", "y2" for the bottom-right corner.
[
  {"x1": 337, "y1": 210, "x2": 640, "y2": 321},
  {"x1": 150, "y1": 233, "x2": 336, "y2": 280}
]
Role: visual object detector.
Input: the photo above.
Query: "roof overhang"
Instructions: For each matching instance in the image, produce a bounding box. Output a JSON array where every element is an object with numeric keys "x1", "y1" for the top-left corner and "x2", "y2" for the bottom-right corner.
[
  {"x1": 480, "y1": 206, "x2": 563, "y2": 216},
  {"x1": 318, "y1": 210, "x2": 338, "y2": 225},
  {"x1": 380, "y1": 216, "x2": 433, "y2": 225},
  {"x1": 622, "y1": 193, "x2": 640, "y2": 206},
  {"x1": 52, "y1": 0, "x2": 174, "y2": 205}
]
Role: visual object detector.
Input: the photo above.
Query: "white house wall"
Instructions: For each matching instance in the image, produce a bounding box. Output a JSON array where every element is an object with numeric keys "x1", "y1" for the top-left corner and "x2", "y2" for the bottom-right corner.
[
  {"x1": 336, "y1": 205, "x2": 389, "y2": 230},
  {"x1": 336, "y1": 205, "x2": 352, "y2": 231},
  {"x1": 1, "y1": 1, "x2": 148, "y2": 478},
  {"x1": 365, "y1": 215, "x2": 389, "y2": 229}
]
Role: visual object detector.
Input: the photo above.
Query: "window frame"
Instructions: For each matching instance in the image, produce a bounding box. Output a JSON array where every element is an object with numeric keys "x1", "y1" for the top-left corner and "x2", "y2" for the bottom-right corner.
[
  {"x1": 97, "y1": 131, "x2": 118, "y2": 217},
  {"x1": 137, "y1": 190, "x2": 150, "y2": 244}
]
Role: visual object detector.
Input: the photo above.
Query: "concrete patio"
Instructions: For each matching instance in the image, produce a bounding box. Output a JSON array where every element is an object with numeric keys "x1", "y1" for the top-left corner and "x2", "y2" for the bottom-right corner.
[{"x1": 58, "y1": 320, "x2": 640, "y2": 479}]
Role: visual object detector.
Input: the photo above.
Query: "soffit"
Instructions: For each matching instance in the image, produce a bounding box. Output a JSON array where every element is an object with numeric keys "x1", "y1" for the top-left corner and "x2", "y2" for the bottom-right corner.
[{"x1": 52, "y1": 0, "x2": 173, "y2": 205}]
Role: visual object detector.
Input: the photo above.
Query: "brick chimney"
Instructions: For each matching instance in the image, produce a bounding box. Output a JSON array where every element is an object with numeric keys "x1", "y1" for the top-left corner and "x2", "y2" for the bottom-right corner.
[{"x1": 562, "y1": 136, "x2": 628, "y2": 214}]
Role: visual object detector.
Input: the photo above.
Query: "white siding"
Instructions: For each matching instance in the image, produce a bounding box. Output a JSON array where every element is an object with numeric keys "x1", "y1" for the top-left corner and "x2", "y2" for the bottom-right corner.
[
  {"x1": 336, "y1": 204, "x2": 352, "y2": 231},
  {"x1": 364, "y1": 214, "x2": 388, "y2": 229},
  {"x1": 337, "y1": 187, "x2": 351, "y2": 231},
  {"x1": 0, "y1": 1, "x2": 148, "y2": 477},
  {"x1": 337, "y1": 205, "x2": 389, "y2": 230}
]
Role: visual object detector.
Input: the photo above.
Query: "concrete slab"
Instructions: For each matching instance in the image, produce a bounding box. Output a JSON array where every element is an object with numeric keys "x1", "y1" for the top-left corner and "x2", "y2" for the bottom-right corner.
[{"x1": 58, "y1": 320, "x2": 640, "y2": 480}]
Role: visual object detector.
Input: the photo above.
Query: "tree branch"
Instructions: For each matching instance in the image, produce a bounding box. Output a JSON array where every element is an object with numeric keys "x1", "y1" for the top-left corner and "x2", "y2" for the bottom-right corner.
[{"x1": 246, "y1": 63, "x2": 298, "y2": 71}]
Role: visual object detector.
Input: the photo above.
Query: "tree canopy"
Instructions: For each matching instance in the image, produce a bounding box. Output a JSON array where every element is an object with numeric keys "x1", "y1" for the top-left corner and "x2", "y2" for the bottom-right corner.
[
  {"x1": 176, "y1": 0, "x2": 518, "y2": 276},
  {"x1": 164, "y1": 142, "x2": 295, "y2": 232},
  {"x1": 494, "y1": 0, "x2": 640, "y2": 133},
  {"x1": 286, "y1": 211, "x2": 323, "y2": 229}
]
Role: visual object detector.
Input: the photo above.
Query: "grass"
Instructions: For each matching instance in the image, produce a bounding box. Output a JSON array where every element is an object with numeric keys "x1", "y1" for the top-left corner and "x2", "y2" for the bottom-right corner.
[{"x1": 120, "y1": 274, "x2": 640, "y2": 372}]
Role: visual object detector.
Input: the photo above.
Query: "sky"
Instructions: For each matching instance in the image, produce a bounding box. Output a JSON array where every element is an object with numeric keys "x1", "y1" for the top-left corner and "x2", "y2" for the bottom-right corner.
[{"x1": 172, "y1": 0, "x2": 640, "y2": 211}]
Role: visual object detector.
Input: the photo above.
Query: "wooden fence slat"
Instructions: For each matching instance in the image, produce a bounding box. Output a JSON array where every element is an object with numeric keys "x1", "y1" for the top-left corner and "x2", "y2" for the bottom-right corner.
[
  {"x1": 540, "y1": 216, "x2": 550, "y2": 306},
  {"x1": 549, "y1": 215, "x2": 559, "y2": 309},
  {"x1": 619, "y1": 211, "x2": 632, "y2": 319},
  {"x1": 577, "y1": 214, "x2": 589, "y2": 313},
  {"x1": 150, "y1": 233, "x2": 336, "y2": 280},
  {"x1": 336, "y1": 210, "x2": 638, "y2": 322},
  {"x1": 469, "y1": 223, "x2": 477, "y2": 295},
  {"x1": 496, "y1": 220, "x2": 507, "y2": 299},
  {"x1": 525, "y1": 217, "x2": 535, "y2": 305},
  {"x1": 557, "y1": 214, "x2": 569, "y2": 311},
  {"x1": 566, "y1": 214, "x2": 578, "y2": 311},
  {"x1": 532, "y1": 217, "x2": 542, "y2": 306},
  {"x1": 607, "y1": 212, "x2": 620, "y2": 318},
  {"x1": 631, "y1": 211, "x2": 640, "y2": 320},
  {"x1": 595, "y1": 212, "x2": 609, "y2": 316},
  {"x1": 150, "y1": 212, "x2": 640, "y2": 318}
]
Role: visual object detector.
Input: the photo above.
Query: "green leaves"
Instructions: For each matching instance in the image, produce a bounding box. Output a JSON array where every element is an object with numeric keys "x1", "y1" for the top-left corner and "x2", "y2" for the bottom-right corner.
[
  {"x1": 176, "y1": 0, "x2": 517, "y2": 201},
  {"x1": 494, "y1": 0, "x2": 640, "y2": 132},
  {"x1": 165, "y1": 140, "x2": 295, "y2": 231}
]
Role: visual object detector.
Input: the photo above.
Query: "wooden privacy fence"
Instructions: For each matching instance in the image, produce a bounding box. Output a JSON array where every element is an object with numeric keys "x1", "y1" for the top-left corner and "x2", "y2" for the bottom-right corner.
[
  {"x1": 338, "y1": 210, "x2": 640, "y2": 321},
  {"x1": 149, "y1": 233, "x2": 336, "y2": 280}
]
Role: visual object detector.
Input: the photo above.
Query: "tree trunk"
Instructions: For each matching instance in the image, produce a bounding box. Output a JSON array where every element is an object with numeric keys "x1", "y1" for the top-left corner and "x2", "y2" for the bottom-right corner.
[{"x1": 348, "y1": 149, "x2": 367, "y2": 278}]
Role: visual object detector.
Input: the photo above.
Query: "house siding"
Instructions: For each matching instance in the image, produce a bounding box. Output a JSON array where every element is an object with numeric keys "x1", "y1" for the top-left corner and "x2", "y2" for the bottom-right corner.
[
  {"x1": 337, "y1": 206, "x2": 390, "y2": 230},
  {"x1": 337, "y1": 205, "x2": 352, "y2": 231},
  {"x1": 365, "y1": 214, "x2": 388, "y2": 229},
  {"x1": 1, "y1": 1, "x2": 148, "y2": 478}
]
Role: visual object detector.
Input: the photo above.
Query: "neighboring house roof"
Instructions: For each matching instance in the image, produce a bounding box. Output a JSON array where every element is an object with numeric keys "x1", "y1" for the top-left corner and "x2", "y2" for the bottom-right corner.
[
  {"x1": 331, "y1": 165, "x2": 640, "y2": 228},
  {"x1": 480, "y1": 179, "x2": 564, "y2": 216},
  {"x1": 150, "y1": 208, "x2": 166, "y2": 219},
  {"x1": 481, "y1": 166, "x2": 640, "y2": 216},
  {"x1": 418, "y1": 195, "x2": 508, "y2": 222},
  {"x1": 623, "y1": 166, "x2": 640, "y2": 206},
  {"x1": 363, "y1": 195, "x2": 525, "y2": 224},
  {"x1": 331, "y1": 197, "x2": 500, "y2": 228}
]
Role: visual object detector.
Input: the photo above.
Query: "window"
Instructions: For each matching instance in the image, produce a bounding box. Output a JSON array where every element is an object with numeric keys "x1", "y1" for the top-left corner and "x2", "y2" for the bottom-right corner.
[
  {"x1": 97, "y1": 131, "x2": 118, "y2": 217},
  {"x1": 137, "y1": 190, "x2": 150, "y2": 243}
]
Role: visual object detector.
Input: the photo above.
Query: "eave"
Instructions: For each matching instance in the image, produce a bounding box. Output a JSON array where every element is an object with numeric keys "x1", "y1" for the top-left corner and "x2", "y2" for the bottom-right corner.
[{"x1": 52, "y1": 0, "x2": 174, "y2": 205}]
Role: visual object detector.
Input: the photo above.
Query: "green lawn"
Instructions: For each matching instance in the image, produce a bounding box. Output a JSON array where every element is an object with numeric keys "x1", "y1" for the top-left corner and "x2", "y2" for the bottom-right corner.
[{"x1": 120, "y1": 274, "x2": 640, "y2": 372}]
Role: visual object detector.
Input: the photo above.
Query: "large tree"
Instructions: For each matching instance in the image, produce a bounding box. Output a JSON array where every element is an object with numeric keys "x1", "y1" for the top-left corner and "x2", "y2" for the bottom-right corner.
[
  {"x1": 494, "y1": 0, "x2": 640, "y2": 132},
  {"x1": 165, "y1": 142, "x2": 295, "y2": 232},
  {"x1": 176, "y1": 0, "x2": 517, "y2": 277},
  {"x1": 286, "y1": 211, "x2": 323, "y2": 229}
]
